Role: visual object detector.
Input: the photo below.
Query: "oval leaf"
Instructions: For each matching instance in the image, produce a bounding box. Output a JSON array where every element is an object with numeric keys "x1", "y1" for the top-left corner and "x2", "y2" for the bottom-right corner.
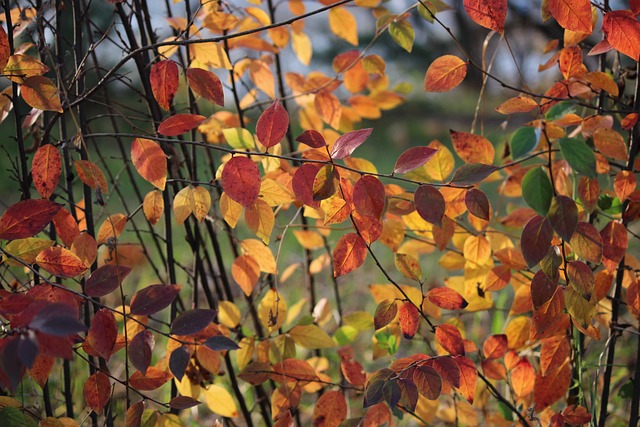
[
  {"x1": 424, "y1": 55, "x2": 468, "y2": 92},
  {"x1": 256, "y1": 99, "x2": 289, "y2": 148},
  {"x1": 393, "y1": 146, "x2": 437, "y2": 174},
  {"x1": 221, "y1": 156, "x2": 261, "y2": 207},
  {"x1": 0, "y1": 200, "x2": 61, "y2": 241},
  {"x1": 129, "y1": 284, "x2": 181, "y2": 316},
  {"x1": 158, "y1": 114, "x2": 206, "y2": 136},
  {"x1": 32, "y1": 144, "x2": 62, "y2": 199}
]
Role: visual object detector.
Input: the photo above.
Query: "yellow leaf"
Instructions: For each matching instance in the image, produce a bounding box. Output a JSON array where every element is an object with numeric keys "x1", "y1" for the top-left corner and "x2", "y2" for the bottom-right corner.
[
  {"x1": 189, "y1": 42, "x2": 232, "y2": 70},
  {"x1": 3, "y1": 238, "x2": 54, "y2": 266},
  {"x1": 222, "y1": 127, "x2": 255, "y2": 149},
  {"x1": 220, "y1": 192, "x2": 242, "y2": 228},
  {"x1": 218, "y1": 300, "x2": 242, "y2": 329},
  {"x1": 21, "y1": 76, "x2": 63, "y2": 112},
  {"x1": 173, "y1": 186, "x2": 194, "y2": 224},
  {"x1": 236, "y1": 337, "x2": 255, "y2": 370},
  {"x1": 293, "y1": 230, "x2": 325, "y2": 250},
  {"x1": 424, "y1": 140, "x2": 454, "y2": 181},
  {"x1": 395, "y1": 253, "x2": 423, "y2": 282},
  {"x1": 292, "y1": 30, "x2": 312, "y2": 65},
  {"x1": 143, "y1": 190, "x2": 164, "y2": 226},
  {"x1": 463, "y1": 235, "x2": 491, "y2": 266},
  {"x1": 174, "y1": 375, "x2": 200, "y2": 400},
  {"x1": 249, "y1": 60, "x2": 275, "y2": 99},
  {"x1": 202, "y1": 384, "x2": 238, "y2": 418},
  {"x1": 245, "y1": 199, "x2": 274, "y2": 244},
  {"x1": 259, "y1": 288, "x2": 287, "y2": 333},
  {"x1": 259, "y1": 178, "x2": 295, "y2": 207},
  {"x1": 289, "y1": 324, "x2": 336, "y2": 349},
  {"x1": 241, "y1": 239, "x2": 277, "y2": 274},
  {"x1": 192, "y1": 186, "x2": 211, "y2": 222},
  {"x1": 329, "y1": 7, "x2": 358, "y2": 46}
]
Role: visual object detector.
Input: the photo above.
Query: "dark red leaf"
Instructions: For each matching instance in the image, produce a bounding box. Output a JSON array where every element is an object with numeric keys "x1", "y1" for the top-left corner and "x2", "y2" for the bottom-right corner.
[
  {"x1": 393, "y1": 146, "x2": 437, "y2": 174},
  {"x1": 129, "y1": 284, "x2": 181, "y2": 316},
  {"x1": 547, "y1": 195, "x2": 578, "y2": 241},
  {"x1": 86, "y1": 265, "x2": 132, "y2": 297},
  {"x1": 129, "y1": 330, "x2": 154, "y2": 375},
  {"x1": 87, "y1": 309, "x2": 117, "y2": 361},
  {"x1": 295, "y1": 130, "x2": 326, "y2": 148},
  {"x1": 414, "y1": 185, "x2": 445, "y2": 226},
  {"x1": 204, "y1": 335, "x2": 240, "y2": 351},
  {"x1": 29, "y1": 303, "x2": 86, "y2": 336},
  {"x1": 169, "y1": 396, "x2": 201, "y2": 410},
  {"x1": 84, "y1": 372, "x2": 111, "y2": 414},
  {"x1": 521, "y1": 215, "x2": 554, "y2": 267},
  {"x1": 292, "y1": 163, "x2": 321, "y2": 208},
  {"x1": 531, "y1": 270, "x2": 558, "y2": 310},
  {"x1": 0, "y1": 200, "x2": 62, "y2": 240},
  {"x1": 450, "y1": 163, "x2": 497, "y2": 185},
  {"x1": 465, "y1": 188, "x2": 490, "y2": 220},
  {"x1": 353, "y1": 175, "x2": 385, "y2": 219}
]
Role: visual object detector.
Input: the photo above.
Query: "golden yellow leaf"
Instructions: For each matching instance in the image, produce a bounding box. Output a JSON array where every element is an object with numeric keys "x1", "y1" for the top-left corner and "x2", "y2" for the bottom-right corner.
[
  {"x1": 143, "y1": 190, "x2": 164, "y2": 226},
  {"x1": 259, "y1": 288, "x2": 288, "y2": 333},
  {"x1": 245, "y1": 199, "x2": 275, "y2": 244},
  {"x1": 220, "y1": 192, "x2": 242, "y2": 228},
  {"x1": 202, "y1": 384, "x2": 238, "y2": 418},
  {"x1": 241, "y1": 239, "x2": 277, "y2": 274},
  {"x1": 218, "y1": 301, "x2": 242, "y2": 329},
  {"x1": 328, "y1": 7, "x2": 358, "y2": 46},
  {"x1": 192, "y1": 186, "x2": 211, "y2": 222},
  {"x1": 172, "y1": 186, "x2": 194, "y2": 224}
]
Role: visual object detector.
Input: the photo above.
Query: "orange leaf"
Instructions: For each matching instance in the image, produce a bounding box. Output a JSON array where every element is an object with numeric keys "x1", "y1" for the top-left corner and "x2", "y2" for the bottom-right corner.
[
  {"x1": 614, "y1": 170, "x2": 636, "y2": 202},
  {"x1": 495, "y1": 96, "x2": 538, "y2": 114},
  {"x1": 482, "y1": 334, "x2": 507, "y2": 359},
  {"x1": 131, "y1": 138, "x2": 167, "y2": 190},
  {"x1": 450, "y1": 130, "x2": 494, "y2": 164},
  {"x1": 32, "y1": 144, "x2": 61, "y2": 199},
  {"x1": 74, "y1": 160, "x2": 108, "y2": 193},
  {"x1": 21, "y1": 76, "x2": 63, "y2": 113},
  {"x1": 463, "y1": 0, "x2": 506, "y2": 33},
  {"x1": 424, "y1": 55, "x2": 467, "y2": 92},
  {"x1": 603, "y1": 10, "x2": 640, "y2": 61},
  {"x1": 399, "y1": 301, "x2": 420, "y2": 339},
  {"x1": 129, "y1": 367, "x2": 172, "y2": 390},
  {"x1": 87, "y1": 309, "x2": 118, "y2": 361},
  {"x1": 333, "y1": 233, "x2": 367, "y2": 277},
  {"x1": 0, "y1": 26, "x2": 9, "y2": 70},
  {"x1": 312, "y1": 390, "x2": 347, "y2": 427},
  {"x1": 547, "y1": 0, "x2": 592, "y2": 34},
  {"x1": 436, "y1": 324, "x2": 465, "y2": 355},
  {"x1": 510, "y1": 357, "x2": 535, "y2": 399},
  {"x1": 426, "y1": 287, "x2": 468, "y2": 310},
  {"x1": 150, "y1": 59, "x2": 179, "y2": 111},
  {"x1": 452, "y1": 355, "x2": 477, "y2": 403},
  {"x1": 83, "y1": 372, "x2": 111, "y2": 414},
  {"x1": 232, "y1": 254, "x2": 261, "y2": 296},
  {"x1": 36, "y1": 246, "x2": 87, "y2": 278},
  {"x1": 96, "y1": 214, "x2": 127, "y2": 245},
  {"x1": 186, "y1": 67, "x2": 224, "y2": 106},
  {"x1": 413, "y1": 365, "x2": 442, "y2": 400},
  {"x1": 157, "y1": 114, "x2": 206, "y2": 136},
  {"x1": 558, "y1": 46, "x2": 585, "y2": 79}
]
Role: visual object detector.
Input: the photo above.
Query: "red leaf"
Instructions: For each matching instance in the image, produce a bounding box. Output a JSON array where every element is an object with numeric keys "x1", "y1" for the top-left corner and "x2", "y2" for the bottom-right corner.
[
  {"x1": 450, "y1": 163, "x2": 497, "y2": 185},
  {"x1": 463, "y1": 0, "x2": 507, "y2": 33},
  {"x1": 129, "y1": 330, "x2": 154, "y2": 375},
  {"x1": 129, "y1": 284, "x2": 182, "y2": 316},
  {"x1": 330, "y1": 128, "x2": 373, "y2": 159},
  {"x1": 186, "y1": 68, "x2": 224, "y2": 106},
  {"x1": 570, "y1": 222, "x2": 603, "y2": 264},
  {"x1": 0, "y1": 26, "x2": 9, "y2": 70},
  {"x1": 221, "y1": 156, "x2": 261, "y2": 207},
  {"x1": 87, "y1": 309, "x2": 118, "y2": 361},
  {"x1": 414, "y1": 185, "x2": 445, "y2": 226},
  {"x1": 531, "y1": 270, "x2": 558, "y2": 309},
  {"x1": 600, "y1": 220, "x2": 628, "y2": 271},
  {"x1": 169, "y1": 396, "x2": 201, "y2": 410},
  {"x1": 520, "y1": 215, "x2": 554, "y2": 267},
  {"x1": 333, "y1": 233, "x2": 367, "y2": 277},
  {"x1": 399, "y1": 301, "x2": 420, "y2": 339},
  {"x1": 129, "y1": 366, "x2": 172, "y2": 390},
  {"x1": 353, "y1": 175, "x2": 385, "y2": 219},
  {"x1": 436, "y1": 324, "x2": 465, "y2": 355},
  {"x1": 483, "y1": 334, "x2": 508, "y2": 359},
  {"x1": 84, "y1": 372, "x2": 111, "y2": 414},
  {"x1": 464, "y1": 188, "x2": 490, "y2": 220},
  {"x1": 534, "y1": 361, "x2": 571, "y2": 410},
  {"x1": 131, "y1": 138, "x2": 167, "y2": 190},
  {"x1": 426, "y1": 287, "x2": 468, "y2": 310},
  {"x1": 32, "y1": 144, "x2": 61, "y2": 199},
  {"x1": 540, "y1": 335, "x2": 570, "y2": 376},
  {"x1": 295, "y1": 130, "x2": 326, "y2": 148},
  {"x1": 158, "y1": 114, "x2": 206, "y2": 136},
  {"x1": 85, "y1": 264, "x2": 132, "y2": 297},
  {"x1": 312, "y1": 390, "x2": 347, "y2": 427},
  {"x1": 547, "y1": 195, "x2": 578, "y2": 241},
  {"x1": 430, "y1": 356, "x2": 461, "y2": 388},
  {"x1": 547, "y1": 0, "x2": 592, "y2": 34},
  {"x1": 150, "y1": 60, "x2": 179, "y2": 111},
  {"x1": 603, "y1": 10, "x2": 640, "y2": 61},
  {"x1": 36, "y1": 246, "x2": 88, "y2": 278},
  {"x1": 256, "y1": 99, "x2": 289, "y2": 148},
  {"x1": 393, "y1": 146, "x2": 437, "y2": 174},
  {"x1": 126, "y1": 401, "x2": 145, "y2": 427},
  {"x1": 292, "y1": 164, "x2": 321, "y2": 208},
  {"x1": 0, "y1": 200, "x2": 61, "y2": 240}
]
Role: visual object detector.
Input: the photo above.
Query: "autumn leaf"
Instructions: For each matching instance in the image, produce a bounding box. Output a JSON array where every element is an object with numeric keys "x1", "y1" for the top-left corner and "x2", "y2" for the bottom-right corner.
[
  {"x1": 158, "y1": 114, "x2": 206, "y2": 136},
  {"x1": 21, "y1": 76, "x2": 63, "y2": 113},
  {"x1": 602, "y1": 10, "x2": 640, "y2": 61},
  {"x1": 0, "y1": 199, "x2": 61, "y2": 241},
  {"x1": 84, "y1": 372, "x2": 111, "y2": 414},
  {"x1": 32, "y1": 144, "x2": 61, "y2": 199},
  {"x1": 150, "y1": 59, "x2": 179, "y2": 111},
  {"x1": 333, "y1": 233, "x2": 367, "y2": 277},
  {"x1": 547, "y1": 0, "x2": 592, "y2": 34},
  {"x1": 221, "y1": 156, "x2": 261, "y2": 207},
  {"x1": 36, "y1": 246, "x2": 88, "y2": 278},
  {"x1": 186, "y1": 67, "x2": 224, "y2": 106},
  {"x1": 424, "y1": 55, "x2": 468, "y2": 92},
  {"x1": 256, "y1": 99, "x2": 289, "y2": 148},
  {"x1": 131, "y1": 138, "x2": 167, "y2": 190},
  {"x1": 463, "y1": 0, "x2": 507, "y2": 33}
]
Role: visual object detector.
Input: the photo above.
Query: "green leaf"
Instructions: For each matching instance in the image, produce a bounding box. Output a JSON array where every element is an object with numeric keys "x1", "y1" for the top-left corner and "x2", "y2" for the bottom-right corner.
[
  {"x1": 559, "y1": 137, "x2": 596, "y2": 178},
  {"x1": 544, "y1": 101, "x2": 576, "y2": 121},
  {"x1": 522, "y1": 167, "x2": 553, "y2": 215},
  {"x1": 389, "y1": 20, "x2": 414, "y2": 52},
  {"x1": 510, "y1": 127, "x2": 540, "y2": 160}
]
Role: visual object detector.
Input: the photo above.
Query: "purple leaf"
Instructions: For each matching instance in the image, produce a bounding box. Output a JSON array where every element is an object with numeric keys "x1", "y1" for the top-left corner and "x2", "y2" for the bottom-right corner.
[
  {"x1": 29, "y1": 303, "x2": 86, "y2": 336},
  {"x1": 171, "y1": 309, "x2": 216, "y2": 336},
  {"x1": 393, "y1": 146, "x2": 437, "y2": 174},
  {"x1": 129, "y1": 284, "x2": 181, "y2": 316},
  {"x1": 129, "y1": 330, "x2": 154, "y2": 375},
  {"x1": 204, "y1": 336, "x2": 240, "y2": 351},
  {"x1": 330, "y1": 128, "x2": 373, "y2": 159},
  {"x1": 169, "y1": 345, "x2": 190, "y2": 382},
  {"x1": 86, "y1": 265, "x2": 132, "y2": 297}
]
